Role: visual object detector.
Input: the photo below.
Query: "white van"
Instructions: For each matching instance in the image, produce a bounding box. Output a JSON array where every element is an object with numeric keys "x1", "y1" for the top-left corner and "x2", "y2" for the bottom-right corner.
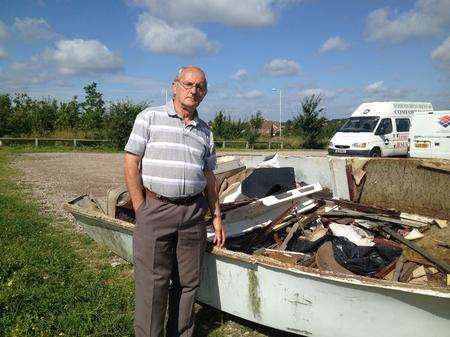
[
  {"x1": 409, "y1": 110, "x2": 450, "y2": 159},
  {"x1": 328, "y1": 102, "x2": 433, "y2": 157}
]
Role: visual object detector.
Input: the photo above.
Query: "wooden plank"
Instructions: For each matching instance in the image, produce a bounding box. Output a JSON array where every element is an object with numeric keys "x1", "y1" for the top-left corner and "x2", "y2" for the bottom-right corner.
[
  {"x1": 392, "y1": 254, "x2": 404, "y2": 282},
  {"x1": 245, "y1": 201, "x2": 300, "y2": 252},
  {"x1": 279, "y1": 214, "x2": 318, "y2": 251},
  {"x1": 419, "y1": 161, "x2": 450, "y2": 174},
  {"x1": 323, "y1": 198, "x2": 400, "y2": 216},
  {"x1": 321, "y1": 209, "x2": 427, "y2": 228},
  {"x1": 381, "y1": 226, "x2": 450, "y2": 274}
]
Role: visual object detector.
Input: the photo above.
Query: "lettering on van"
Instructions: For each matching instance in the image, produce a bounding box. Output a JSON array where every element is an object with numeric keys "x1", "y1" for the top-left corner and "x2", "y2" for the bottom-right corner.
[{"x1": 393, "y1": 103, "x2": 432, "y2": 110}]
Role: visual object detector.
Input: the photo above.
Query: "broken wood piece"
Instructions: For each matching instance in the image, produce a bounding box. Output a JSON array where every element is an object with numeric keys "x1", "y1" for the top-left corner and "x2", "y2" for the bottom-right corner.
[
  {"x1": 381, "y1": 226, "x2": 450, "y2": 274},
  {"x1": 399, "y1": 262, "x2": 418, "y2": 283},
  {"x1": 404, "y1": 228, "x2": 424, "y2": 240},
  {"x1": 392, "y1": 254, "x2": 404, "y2": 282},
  {"x1": 437, "y1": 241, "x2": 450, "y2": 249},
  {"x1": 322, "y1": 209, "x2": 428, "y2": 228},
  {"x1": 409, "y1": 266, "x2": 428, "y2": 285},
  {"x1": 245, "y1": 201, "x2": 300, "y2": 253},
  {"x1": 427, "y1": 267, "x2": 438, "y2": 275},
  {"x1": 434, "y1": 219, "x2": 448, "y2": 229},
  {"x1": 412, "y1": 265, "x2": 427, "y2": 278},
  {"x1": 352, "y1": 166, "x2": 366, "y2": 186},
  {"x1": 323, "y1": 198, "x2": 400, "y2": 217},
  {"x1": 418, "y1": 160, "x2": 450, "y2": 174},
  {"x1": 259, "y1": 248, "x2": 311, "y2": 265},
  {"x1": 279, "y1": 214, "x2": 319, "y2": 251}
]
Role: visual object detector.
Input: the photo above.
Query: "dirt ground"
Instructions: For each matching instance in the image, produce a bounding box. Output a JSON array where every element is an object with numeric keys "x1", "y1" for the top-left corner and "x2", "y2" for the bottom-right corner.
[{"x1": 12, "y1": 152, "x2": 126, "y2": 226}]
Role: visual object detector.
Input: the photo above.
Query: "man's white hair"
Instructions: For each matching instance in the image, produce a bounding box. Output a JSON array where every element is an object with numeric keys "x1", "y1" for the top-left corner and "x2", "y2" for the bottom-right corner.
[{"x1": 174, "y1": 66, "x2": 207, "y2": 87}]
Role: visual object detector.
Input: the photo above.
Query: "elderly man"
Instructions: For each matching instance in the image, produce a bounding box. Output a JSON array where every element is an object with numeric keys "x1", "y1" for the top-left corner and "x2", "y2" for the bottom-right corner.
[{"x1": 124, "y1": 66, "x2": 225, "y2": 337}]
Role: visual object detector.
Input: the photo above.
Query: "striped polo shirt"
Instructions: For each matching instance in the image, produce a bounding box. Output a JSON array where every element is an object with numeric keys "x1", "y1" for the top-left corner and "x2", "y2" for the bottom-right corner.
[{"x1": 124, "y1": 100, "x2": 216, "y2": 198}]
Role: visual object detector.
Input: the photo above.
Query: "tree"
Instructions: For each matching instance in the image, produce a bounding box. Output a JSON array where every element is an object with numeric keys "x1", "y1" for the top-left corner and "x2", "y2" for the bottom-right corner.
[
  {"x1": 245, "y1": 111, "x2": 264, "y2": 148},
  {"x1": 80, "y1": 82, "x2": 105, "y2": 135},
  {"x1": 293, "y1": 94, "x2": 327, "y2": 148},
  {"x1": 0, "y1": 94, "x2": 12, "y2": 137},
  {"x1": 249, "y1": 111, "x2": 264, "y2": 131},
  {"x1": 7, "y1": 93, "x2": 34, "y2": 136},
  {"x1": 105, "y1": 100, "x2": 148, "y2": 149},
  {"x1": 56, "y1": 96, "x2": 80, "y2": 130},
  {"x1": 29, "y1": 98, "x2": 58, "y2": 135},
  {"x1": 210, "y1": 110, "x2": 247, "y2": 140}
]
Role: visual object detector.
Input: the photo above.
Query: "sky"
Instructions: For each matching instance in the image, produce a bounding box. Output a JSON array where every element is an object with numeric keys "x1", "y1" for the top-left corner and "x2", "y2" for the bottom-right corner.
[{"x1": 0, "y1": 0, "x2": 449, "y2": 122}]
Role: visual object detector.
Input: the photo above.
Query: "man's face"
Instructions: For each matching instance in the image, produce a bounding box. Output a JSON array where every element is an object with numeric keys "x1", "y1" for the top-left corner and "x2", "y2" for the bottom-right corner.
[{"x1": 172, "y1": 68, "x2": 207, "y2": 111}]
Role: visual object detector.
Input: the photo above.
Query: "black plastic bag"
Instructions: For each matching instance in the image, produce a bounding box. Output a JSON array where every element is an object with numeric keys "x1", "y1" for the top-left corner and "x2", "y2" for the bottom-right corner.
[
  {"x1": 331, "y1": 236, "x2": 401, "y2": 276},
  {"x1": 241, "y1": 167, "x2": 296, "y2": 199}
]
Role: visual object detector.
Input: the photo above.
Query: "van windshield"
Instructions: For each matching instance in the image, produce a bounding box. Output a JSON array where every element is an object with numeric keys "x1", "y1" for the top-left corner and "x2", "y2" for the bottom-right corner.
[{"x1": 340, "y1": 116, "x2": 380, "y2": 132}]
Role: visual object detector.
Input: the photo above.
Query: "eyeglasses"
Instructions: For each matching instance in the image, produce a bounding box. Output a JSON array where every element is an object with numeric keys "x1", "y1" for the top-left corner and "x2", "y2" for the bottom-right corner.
[{"x1": 176, "y1": 80, "x2": 207, "y2": 94}]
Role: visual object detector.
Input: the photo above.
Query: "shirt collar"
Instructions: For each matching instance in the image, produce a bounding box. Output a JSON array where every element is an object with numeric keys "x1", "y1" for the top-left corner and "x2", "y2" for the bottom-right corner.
[{"x1": 166, "y1": 100, "x2": 199, "y2": 127}]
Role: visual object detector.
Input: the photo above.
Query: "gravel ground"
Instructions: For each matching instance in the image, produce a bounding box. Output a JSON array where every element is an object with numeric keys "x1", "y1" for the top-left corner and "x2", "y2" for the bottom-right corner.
[{"x1": 12, "y1": 152, "x2": 126, "y2": 225}]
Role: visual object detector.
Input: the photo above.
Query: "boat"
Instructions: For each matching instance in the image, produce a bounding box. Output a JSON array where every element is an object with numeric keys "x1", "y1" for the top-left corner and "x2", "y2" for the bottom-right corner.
[{"x1": 64, "y1": 155, "x2": 450, "y2": 337}]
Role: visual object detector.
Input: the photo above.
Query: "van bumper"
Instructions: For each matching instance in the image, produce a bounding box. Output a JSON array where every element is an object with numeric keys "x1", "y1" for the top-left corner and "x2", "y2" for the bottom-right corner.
[{"x1": 328, "y1": 148, "x2": 371, "y2": 156}]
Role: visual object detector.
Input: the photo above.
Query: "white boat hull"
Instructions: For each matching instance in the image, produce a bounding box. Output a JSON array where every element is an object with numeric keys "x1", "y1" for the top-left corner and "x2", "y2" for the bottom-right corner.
[{"x1": 66, "y1": 205, "x2": 450, "y2": 337}]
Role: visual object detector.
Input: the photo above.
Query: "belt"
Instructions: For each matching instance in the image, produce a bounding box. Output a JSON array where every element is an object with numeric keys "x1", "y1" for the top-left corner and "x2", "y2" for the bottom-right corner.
[{"x1": 145, "y1": 189, "x2": 202, "y2": 206}]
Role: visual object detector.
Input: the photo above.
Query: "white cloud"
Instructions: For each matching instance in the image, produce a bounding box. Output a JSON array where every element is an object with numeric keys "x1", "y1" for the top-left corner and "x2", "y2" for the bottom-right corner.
[
  {"x1": 319, "y1": 36, "x2": 350, "y2": 53},
  {"x1": 131, "y1": 0, "x2": 278, "y2": 27},
  {"x1": 366, "y1": 0, "x2": 450, "y2": 43},
  {"x1": 431, "y1": 36, "x2": 450, "y2": 71},
  {"x1": 136, "y1": 14, "x2": 221, "y2": 56},
  {"x1": 13, "y1": 17, "x2": 57, "y2": 40},
  {"x1": 264, "y1": 58, "x2": 300, "y2": 76},
  {"x1": 231, "y1": 69, "x2": 248, "y2": 81},
  {"x1": 0, "y1": 20, "x2": 8, "y2": 41},
  {"x1": 3, "y1": 39, "x2": 123, "y2": 86},
  {"x1": 366, "y1": 81, "x2": 385, "y2": 93},
  {"x1": 298, "y1": 88, "x2": 336, "y2": 99},
  {"x1": 44, "y1": 39, "x2": 123, "y2": 75},
  {"x1": 237, "y1": 89, "x2": 264, "y2": 99}
]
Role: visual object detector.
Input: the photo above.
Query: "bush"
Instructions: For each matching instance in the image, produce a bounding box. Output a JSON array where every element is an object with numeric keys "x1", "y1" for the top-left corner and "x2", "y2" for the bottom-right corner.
[{"x1": 105, "y1": 100, "x2": 148, "y2": 149}]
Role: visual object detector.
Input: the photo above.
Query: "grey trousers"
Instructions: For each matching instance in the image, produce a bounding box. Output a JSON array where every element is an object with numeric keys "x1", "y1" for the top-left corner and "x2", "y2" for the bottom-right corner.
[{"x1": 133, "y1": 194, "x2": 208, "y2": 337}]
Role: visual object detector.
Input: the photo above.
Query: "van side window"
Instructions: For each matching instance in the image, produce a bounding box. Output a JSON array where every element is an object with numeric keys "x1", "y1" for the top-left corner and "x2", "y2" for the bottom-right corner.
[
  {"x1": 395, "y1": 118, "x2": 410, "y2": 132},
  {"x1": 376, "y1": 118, "x2": 393, "y2": 135}
]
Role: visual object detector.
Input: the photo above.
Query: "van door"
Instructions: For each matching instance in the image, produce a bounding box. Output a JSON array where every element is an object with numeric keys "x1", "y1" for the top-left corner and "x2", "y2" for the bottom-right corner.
[
  {"x1": 375, "y1": 118, "x2": 395, "y2": 156},
  {"x1": 394, "y1": 118, "x2": 411, "y2": 156}
]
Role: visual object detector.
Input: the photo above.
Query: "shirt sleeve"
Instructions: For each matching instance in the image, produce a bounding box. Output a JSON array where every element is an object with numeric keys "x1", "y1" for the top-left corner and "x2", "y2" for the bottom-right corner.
[
  {"x1": 203, "y1": 131, "x2": 217, "y2": 171},
  {"x1": 124, "y1": 111, "x2": 149, "y2": 157}
]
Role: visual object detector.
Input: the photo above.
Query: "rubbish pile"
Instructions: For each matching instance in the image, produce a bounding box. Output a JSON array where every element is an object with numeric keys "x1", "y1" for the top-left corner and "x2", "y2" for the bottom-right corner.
[
  {"x1": 207, "y1": 156, "x2": 450, "y2": 289},
  {"x1": 110, "y1": 155, "x2": 449, "y2": 288}
]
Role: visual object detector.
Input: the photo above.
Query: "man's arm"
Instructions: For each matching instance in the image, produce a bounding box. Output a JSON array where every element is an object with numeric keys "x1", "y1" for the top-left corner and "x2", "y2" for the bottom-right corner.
[
  {"x1": 124, "y1": 152, "x2": 145, "y2": 211},
  {"x1": 203, "y1": 170, "x2": 225, "y2": 247}
]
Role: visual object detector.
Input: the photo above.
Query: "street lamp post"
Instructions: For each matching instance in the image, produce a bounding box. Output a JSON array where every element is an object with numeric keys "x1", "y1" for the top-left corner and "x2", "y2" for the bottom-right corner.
[{"x1": 272, "y1": 88, "x2": 282, "y2": 148}]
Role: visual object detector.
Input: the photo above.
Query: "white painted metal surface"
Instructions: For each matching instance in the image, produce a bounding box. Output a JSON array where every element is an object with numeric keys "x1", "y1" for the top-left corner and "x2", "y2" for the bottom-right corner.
[{"x1": 198, "y1": 252, "x2": 449, "y2": 337}]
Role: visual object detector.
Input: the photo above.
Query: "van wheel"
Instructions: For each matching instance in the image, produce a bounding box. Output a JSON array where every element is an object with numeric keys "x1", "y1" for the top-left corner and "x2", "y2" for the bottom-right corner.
[{"x1": 369, "y1": 148, "x2": 381, "y2": 157}]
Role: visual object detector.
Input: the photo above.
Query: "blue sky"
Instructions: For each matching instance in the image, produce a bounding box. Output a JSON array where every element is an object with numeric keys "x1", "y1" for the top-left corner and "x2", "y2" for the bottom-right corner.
[{"x1": 0, "y1": 0, "x2": 449, "y2": 121}]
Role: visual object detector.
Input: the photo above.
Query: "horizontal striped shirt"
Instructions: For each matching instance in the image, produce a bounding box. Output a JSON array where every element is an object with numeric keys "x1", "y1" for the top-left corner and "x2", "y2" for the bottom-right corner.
[{"x1": 124, "y1": 100, "x2": 216, "y2": 198}]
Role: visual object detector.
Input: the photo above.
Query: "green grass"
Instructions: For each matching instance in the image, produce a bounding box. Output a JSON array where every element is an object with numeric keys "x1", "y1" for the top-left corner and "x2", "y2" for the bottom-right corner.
[
  {"x1": 1, "y1": 143, "x2": 118, "y2": 154},
  {"x1": 0, "y1": 154, "x2": 134, "y2": 337}
]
